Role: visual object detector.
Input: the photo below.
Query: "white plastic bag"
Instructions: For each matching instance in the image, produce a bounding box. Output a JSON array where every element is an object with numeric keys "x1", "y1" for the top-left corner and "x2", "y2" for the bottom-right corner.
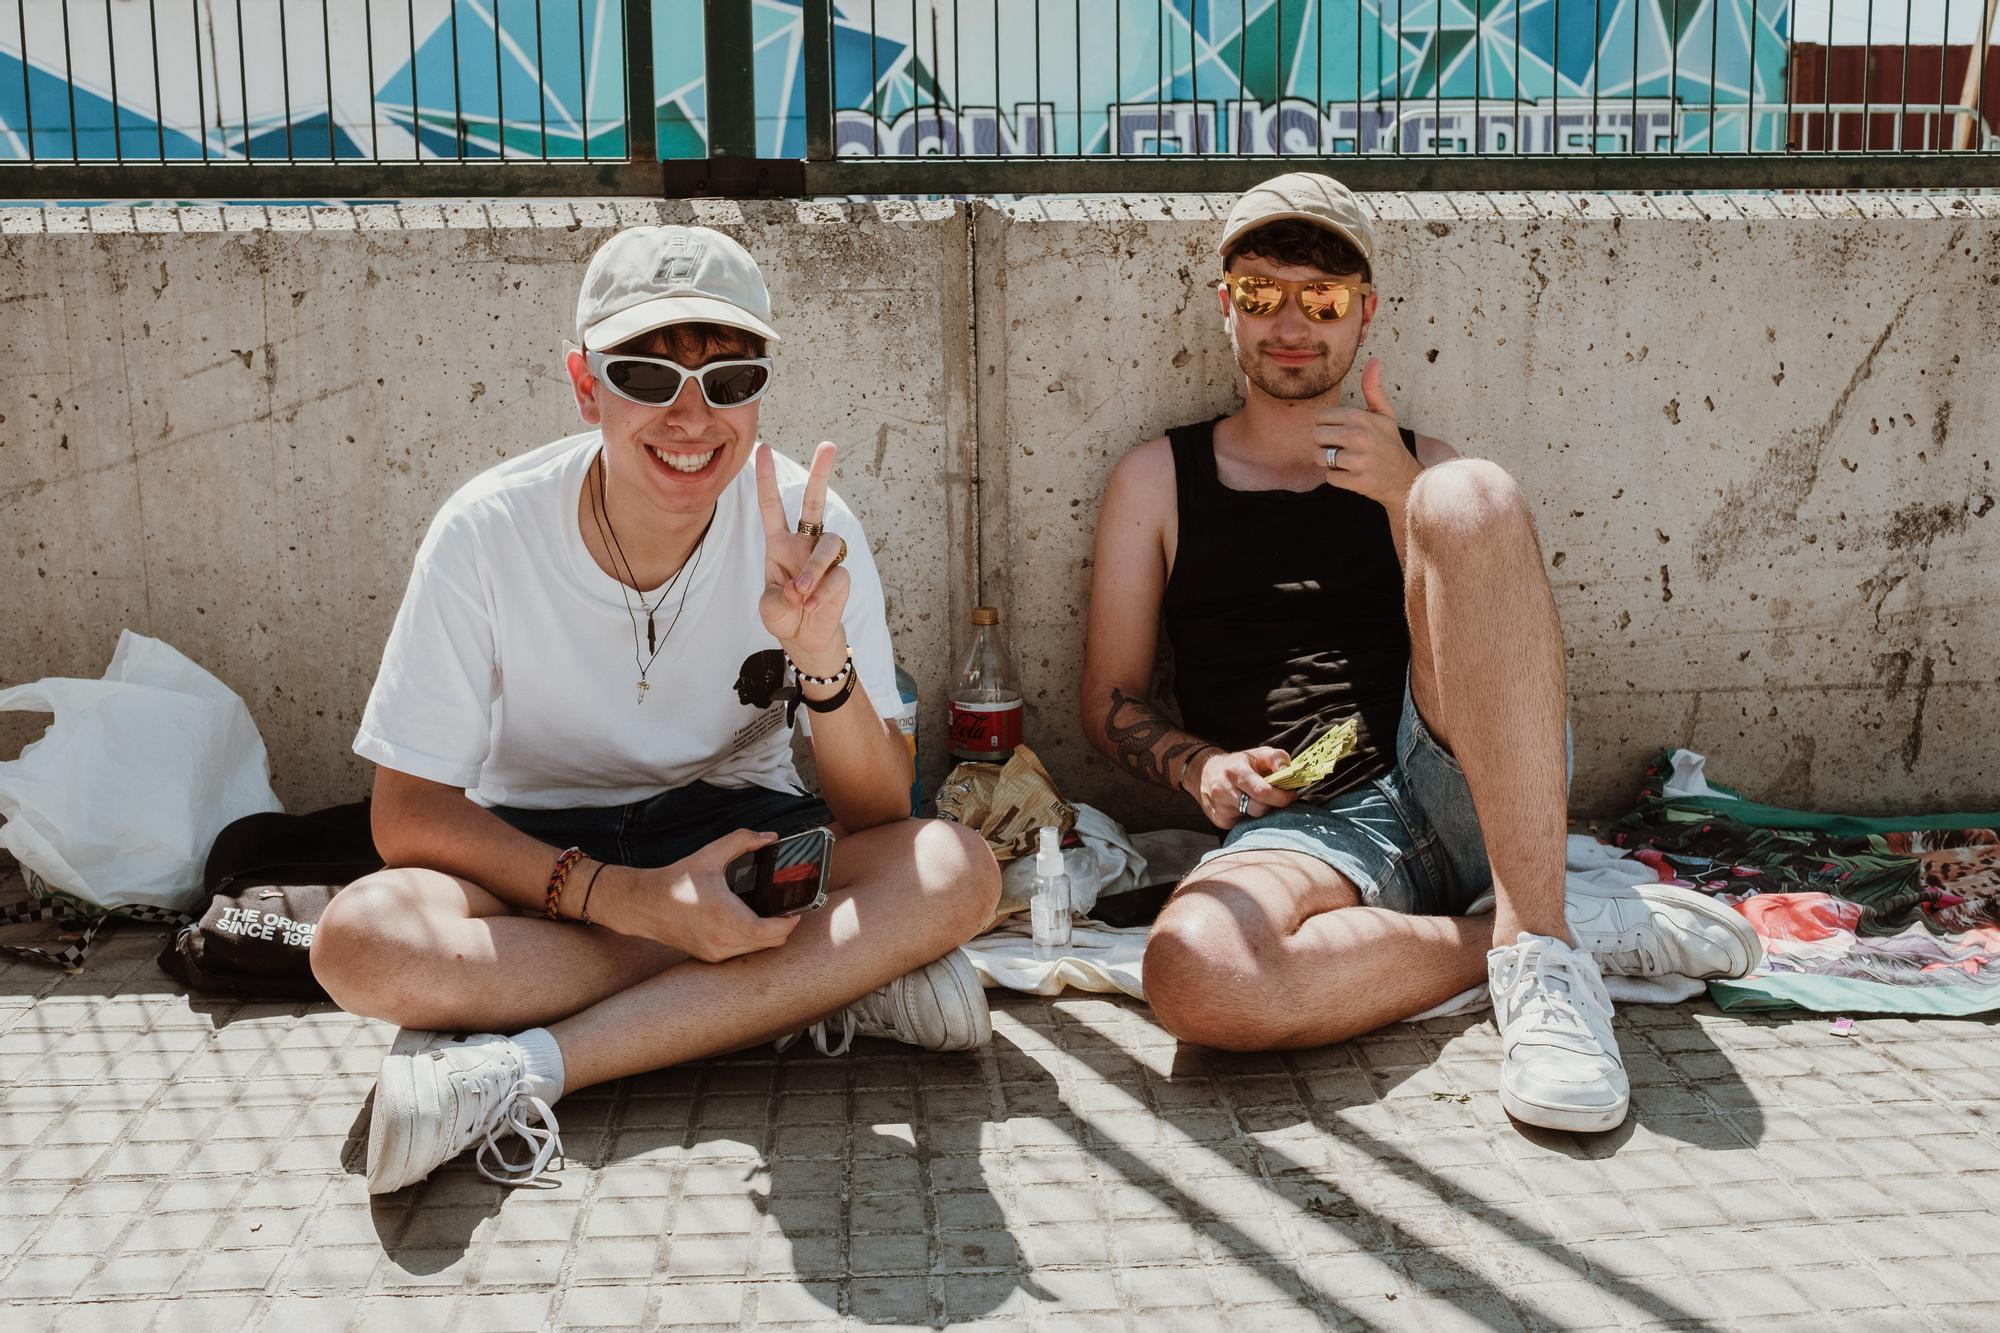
[
  {"x1": 998, "y1": 803, "x2": 1146, "y2": 917},
  {"x1": 0, "y1": 632, "x2": 283, "y2": 914}
]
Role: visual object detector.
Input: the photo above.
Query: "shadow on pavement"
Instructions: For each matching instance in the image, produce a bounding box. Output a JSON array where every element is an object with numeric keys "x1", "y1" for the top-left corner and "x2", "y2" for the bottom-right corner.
[
  {"x1": 319, "y1": 991, "x2": 1778, "y2": 1323},
  {"x1": 1057, "y1": 1004, "x2": 1729, "y2": 1330}
]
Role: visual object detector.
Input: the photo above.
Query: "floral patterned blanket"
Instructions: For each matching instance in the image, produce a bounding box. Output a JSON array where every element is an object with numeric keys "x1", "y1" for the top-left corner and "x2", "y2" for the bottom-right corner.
[{"x1": 1607, "y1": 752, "x2": 2000, "y2": 1013}]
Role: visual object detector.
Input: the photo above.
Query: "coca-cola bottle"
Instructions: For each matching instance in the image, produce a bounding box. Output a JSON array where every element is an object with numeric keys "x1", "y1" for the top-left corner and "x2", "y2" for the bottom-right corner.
[{"x1": 948, "y1": 607, "x2": 1024, "y2": 763}]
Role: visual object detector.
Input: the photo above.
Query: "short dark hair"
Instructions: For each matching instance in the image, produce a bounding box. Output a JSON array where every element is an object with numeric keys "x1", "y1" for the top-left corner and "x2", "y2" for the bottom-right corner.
[
  {"x1": 613, "y1": 320, "x2": 767, "y2": 362},
  {"x1": 1224, "y1": 219, "x2": 1369, "y2": 282}
]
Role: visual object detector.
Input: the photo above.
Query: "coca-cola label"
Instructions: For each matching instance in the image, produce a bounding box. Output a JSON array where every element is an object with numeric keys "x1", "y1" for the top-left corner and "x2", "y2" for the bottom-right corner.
[{"x1": 948, "y1": 698, "x2": 1023, "y2": 758}]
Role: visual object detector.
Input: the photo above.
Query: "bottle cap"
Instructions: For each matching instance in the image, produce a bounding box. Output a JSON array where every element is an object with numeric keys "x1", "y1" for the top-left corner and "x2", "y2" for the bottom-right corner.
[
  {"x1": 1036, "y1": 826, "x2": 1062, "y2": 877},
  {"x1": 972, "y1": 607, "x2": 999, "y2": 626}
]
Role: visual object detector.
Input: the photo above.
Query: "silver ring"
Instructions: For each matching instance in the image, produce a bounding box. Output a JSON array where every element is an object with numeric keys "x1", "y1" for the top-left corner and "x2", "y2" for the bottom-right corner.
[
  {"x1": 1324, "y1": 446, "x2": 1340, "y2": 470},
  {"x1": 1237, "y1": 792, "x2": 1251, "y2": 816}
]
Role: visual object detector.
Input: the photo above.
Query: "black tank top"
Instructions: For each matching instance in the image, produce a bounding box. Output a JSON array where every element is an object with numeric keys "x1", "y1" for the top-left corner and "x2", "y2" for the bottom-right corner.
[{"x1": 1161, "y1": 417, "x2": 1417, "y2": 801}]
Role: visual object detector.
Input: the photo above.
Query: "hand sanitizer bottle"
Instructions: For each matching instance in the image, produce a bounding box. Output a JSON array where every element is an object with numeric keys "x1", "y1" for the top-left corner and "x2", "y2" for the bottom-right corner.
[{"x1": 1031, "y1": 826, "x2": 1072, "y2": 960}]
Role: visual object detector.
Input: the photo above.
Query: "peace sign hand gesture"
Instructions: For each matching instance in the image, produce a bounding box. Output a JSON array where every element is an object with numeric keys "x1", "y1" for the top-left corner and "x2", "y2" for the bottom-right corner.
[{"x1": 755, "y1": 441, "x2": 851, "y2": 666}]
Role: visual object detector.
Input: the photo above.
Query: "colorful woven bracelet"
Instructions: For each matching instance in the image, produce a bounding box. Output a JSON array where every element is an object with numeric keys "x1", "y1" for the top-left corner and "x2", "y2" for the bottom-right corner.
[{"x1": 545, "y1": 846, "x2": 585, "y2": 920}]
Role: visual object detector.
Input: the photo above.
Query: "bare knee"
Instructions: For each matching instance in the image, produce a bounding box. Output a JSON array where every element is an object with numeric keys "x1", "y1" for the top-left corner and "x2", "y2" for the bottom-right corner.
[
  {"x1": 1143, "y1": 895, "x2": 1292, "y2": 1052},
  {"x1": 310, "y1": 869, "x2": 460, "y2": 1024},
  {"x1": 910, "y1": 817, "x2": 1004, "y2": 945},
  {"x1": 1406, "y1": 458, "x2": 1538, "y2": 563}
]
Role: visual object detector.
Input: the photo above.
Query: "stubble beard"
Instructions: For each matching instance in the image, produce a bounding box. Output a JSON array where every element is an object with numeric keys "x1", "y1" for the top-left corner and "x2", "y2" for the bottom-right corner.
[{"x1": 1231, "y1": 331, "x2": 1353, "y2": 403}]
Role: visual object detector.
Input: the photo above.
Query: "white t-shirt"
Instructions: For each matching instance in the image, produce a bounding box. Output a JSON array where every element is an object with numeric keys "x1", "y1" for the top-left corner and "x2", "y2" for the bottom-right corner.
[{"x1": 354, "y1": 431, "x2": 900, "y2": 809}]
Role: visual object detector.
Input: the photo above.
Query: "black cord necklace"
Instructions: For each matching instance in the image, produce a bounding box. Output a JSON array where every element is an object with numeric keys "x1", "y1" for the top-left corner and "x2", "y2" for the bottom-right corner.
[{"x1": 590, "y1": 451, "x2": 709, "y2": 704}]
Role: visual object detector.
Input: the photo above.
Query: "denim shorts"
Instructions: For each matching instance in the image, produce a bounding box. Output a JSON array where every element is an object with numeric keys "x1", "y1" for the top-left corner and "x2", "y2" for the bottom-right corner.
[
  {"x1": 1195, "y1": 681, "x2": 1572, "y2": 917},
  {"x1": 487, "y1": 782, "x2": 831, "y2": 870}
]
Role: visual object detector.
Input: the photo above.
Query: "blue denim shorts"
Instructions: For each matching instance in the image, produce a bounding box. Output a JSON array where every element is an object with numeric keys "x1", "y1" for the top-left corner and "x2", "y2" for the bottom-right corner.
[
  {"x1": 1195, "y1": 682, "x2": 1571, "y2": 916},
  {"x1": 487, "y1": 782, "x2": 831, "y2": 870}
]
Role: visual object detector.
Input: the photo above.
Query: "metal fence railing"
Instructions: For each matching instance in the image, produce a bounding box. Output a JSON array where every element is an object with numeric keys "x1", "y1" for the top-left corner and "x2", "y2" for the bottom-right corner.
[{"x1": 3, "y1": 1, "x2": 1997, "y2": 199}]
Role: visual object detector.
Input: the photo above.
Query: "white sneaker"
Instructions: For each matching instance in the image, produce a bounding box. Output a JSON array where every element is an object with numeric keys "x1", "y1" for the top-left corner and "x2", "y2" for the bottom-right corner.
[
  {"x1": 388, "y1": 1027, "x2": 458, "y2": 1059},
  {"x1": 781, "y1": 949, "x2": 993, "y2": 1057},
  {"x1": 1489, "y1": 933, "x2": 1629, "y2": 1133},
  {"x1": 1566, "y1": 879, "x2": 1763, "y2": 980},
  {"x1": 367, "y1": 1033, "x2": 563, "y2": 1194}
]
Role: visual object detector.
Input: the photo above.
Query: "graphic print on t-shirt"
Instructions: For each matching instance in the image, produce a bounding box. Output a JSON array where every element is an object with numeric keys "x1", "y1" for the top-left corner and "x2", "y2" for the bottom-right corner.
[
  {"x1": 733, "y1": 649, "x2": 789, "y2": 709},
  {"x1": 728, "y1": 648, "x2": 792, "y2": 756}
]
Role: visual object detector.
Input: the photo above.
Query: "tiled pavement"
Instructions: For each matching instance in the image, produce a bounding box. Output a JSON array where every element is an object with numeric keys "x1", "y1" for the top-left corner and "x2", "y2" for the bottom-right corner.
[{"x1": 3, "y1": 922, "x2": 1998, "y2": 1331}]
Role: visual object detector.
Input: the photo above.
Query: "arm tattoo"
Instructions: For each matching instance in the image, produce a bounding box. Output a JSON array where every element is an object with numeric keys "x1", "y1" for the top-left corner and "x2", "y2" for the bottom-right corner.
[{"x1": 1104, "y1": 687, "x2": 1221, "y2": 793}]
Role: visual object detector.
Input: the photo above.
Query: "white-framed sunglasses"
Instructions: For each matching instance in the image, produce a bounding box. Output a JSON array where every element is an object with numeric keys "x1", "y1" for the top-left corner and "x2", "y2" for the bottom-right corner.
[{"x1": 585, "y1": 350, "x2": 774, "y2": 409}]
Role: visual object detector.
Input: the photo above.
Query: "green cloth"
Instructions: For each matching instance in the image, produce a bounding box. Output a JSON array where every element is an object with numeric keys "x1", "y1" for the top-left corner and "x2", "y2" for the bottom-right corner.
[{"x1": 1711, "y1": 974, "x2": 2000, "y2": 1015}]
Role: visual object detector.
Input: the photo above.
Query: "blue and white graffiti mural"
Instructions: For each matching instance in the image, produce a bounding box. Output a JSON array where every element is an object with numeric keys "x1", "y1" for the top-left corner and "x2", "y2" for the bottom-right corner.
[{"x1": 0, "y1": 0, "x2": 1990, "y2": 165}]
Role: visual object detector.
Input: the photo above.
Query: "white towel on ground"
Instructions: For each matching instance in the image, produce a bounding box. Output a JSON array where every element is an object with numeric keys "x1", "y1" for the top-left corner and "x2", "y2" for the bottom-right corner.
[{"x1": 964, "y1": 832, "x2": 1705, "y2": 1012}]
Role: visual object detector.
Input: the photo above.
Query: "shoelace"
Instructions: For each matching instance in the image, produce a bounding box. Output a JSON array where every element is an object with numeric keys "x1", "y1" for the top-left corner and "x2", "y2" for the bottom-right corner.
[
  {"x1": 778, "y1": 979, "x2": 913, "y2": 1059},
  {"x1": 775, "y1": 1009, "x2": 861, "y2": 1058},
  {"x1": 1596, "y1": 931, "x2": 1670, "y2": 977},
  {"x1": 456, "y1": 1072, "x2": 564, "y2": 1187},
  {"x1": 1508, "y1": 942, "x2": 1613, "y2": 1044}
]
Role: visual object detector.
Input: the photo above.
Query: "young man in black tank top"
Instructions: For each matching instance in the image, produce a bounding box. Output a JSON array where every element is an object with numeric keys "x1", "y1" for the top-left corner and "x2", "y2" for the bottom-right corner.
[{"x1": 1079, "y1": 174, "x2": 1760, "y2": 1134}]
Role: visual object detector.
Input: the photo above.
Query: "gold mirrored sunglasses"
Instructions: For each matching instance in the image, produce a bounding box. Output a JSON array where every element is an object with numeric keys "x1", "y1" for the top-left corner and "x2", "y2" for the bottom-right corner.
[{"x1": 1221, "y1": 273, "x2": 1373, "y2": 323}]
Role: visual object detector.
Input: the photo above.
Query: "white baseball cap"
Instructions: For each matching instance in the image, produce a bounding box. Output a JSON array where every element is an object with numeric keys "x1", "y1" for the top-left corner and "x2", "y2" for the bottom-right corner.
[
  {"x1": 574, "y1": 224, "x2": 781, "y2": 351},
  {"x1": 1218, "y1": 172, "x2": 1376, "y2": 276}
]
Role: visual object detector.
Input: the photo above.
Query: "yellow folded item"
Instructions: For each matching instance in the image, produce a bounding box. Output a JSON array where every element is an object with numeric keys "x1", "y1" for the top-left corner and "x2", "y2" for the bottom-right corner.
[{"x1": 1265, "y1": 718, "x2": 1359, "y2": 792}]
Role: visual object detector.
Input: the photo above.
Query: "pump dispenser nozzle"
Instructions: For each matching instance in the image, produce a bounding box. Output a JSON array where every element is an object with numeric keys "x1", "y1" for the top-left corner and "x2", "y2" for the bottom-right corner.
[{"x1": 1036, "y1": 826, "x2": 1062, "y2": 879}]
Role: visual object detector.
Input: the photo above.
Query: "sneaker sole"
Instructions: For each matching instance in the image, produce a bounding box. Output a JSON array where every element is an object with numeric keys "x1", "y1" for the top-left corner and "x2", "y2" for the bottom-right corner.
[
  {"x1": 887, "y1": 949, "x2": 991, "y2": 1052},
  {"x1": 367, "y1": 1043, "x2": 451, "y2": 1194},
  {"x1": 1500, "y1": 1085, "x2": 1629, "y2": 1134},
  {"x1": 1623, "y1": 882, "x2": 1765, "y2": 979},
  {"x1": 930, "y1": 949, "x2": 993, "y2": 1051}
]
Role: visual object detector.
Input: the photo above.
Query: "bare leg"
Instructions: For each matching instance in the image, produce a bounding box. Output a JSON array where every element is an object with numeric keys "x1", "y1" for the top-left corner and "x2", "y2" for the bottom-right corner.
[
  {"x1": 1144, "y1": 850, "x2": 1495, "y2": 1051},
  {"x1": 312, "y1": 871, "x2": 686, "y2": 1031},
  {"x1": 312, "y1": 817, "x2": 1000, "y2": 1092},
  {"x1": 1401, "y1": 459, "x2": 1570, "y2": 946}
]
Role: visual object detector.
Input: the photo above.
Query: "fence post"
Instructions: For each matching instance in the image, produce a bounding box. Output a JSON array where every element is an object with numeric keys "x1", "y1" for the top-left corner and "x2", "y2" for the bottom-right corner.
[
  {"x1": 804, "y1": 0, "x2": 834, "y2": 160},
  {"x1": 625, "y1": 0, "x2": 658, "y2": 165},
  {"x1": 705, "y1": 0, "x2": 757, "y2": 157}
]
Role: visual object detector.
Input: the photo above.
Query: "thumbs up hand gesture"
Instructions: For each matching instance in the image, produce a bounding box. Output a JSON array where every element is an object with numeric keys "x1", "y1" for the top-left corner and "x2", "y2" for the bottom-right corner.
[{"x1": 1312, "y1": 357, "x2": 1421, "y2": 509}]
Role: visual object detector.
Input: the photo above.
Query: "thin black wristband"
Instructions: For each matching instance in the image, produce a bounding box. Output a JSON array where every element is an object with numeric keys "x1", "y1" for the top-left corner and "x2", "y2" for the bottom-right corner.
[
  {"x1": 579, "y1": 861, "x2": 609, "y2": 926},
  {"x1": 796, "y1": 665, "x2": 859, "y2": 714}
]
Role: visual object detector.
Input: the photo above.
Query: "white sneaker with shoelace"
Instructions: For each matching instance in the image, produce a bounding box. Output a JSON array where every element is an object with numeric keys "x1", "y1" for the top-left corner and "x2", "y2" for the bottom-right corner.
[
  {"x1": 1489, "y1": 933, "x2": 1629, "y2": 1133},
  {"x1": 1563, "y1": 879, "x2": 1762, "y2": 980},
  {"x1": 780, "y1": 949, "x2": 992, "y2": 1057},
  {"x1": 367, "y1": 1032, "x2": 564, "y2": 1194}
]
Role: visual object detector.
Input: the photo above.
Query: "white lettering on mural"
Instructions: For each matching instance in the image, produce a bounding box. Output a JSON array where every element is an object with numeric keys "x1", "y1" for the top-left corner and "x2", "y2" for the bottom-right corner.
[{"x1": 836, "y1": 98, "x2": 1710, "y2": 157}]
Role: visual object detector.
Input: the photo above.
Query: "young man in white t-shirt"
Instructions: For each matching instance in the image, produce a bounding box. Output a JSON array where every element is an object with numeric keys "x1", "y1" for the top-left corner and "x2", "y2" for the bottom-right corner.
[{"x1": 311, "y1": 225, "x2": 1002, "y2": 1194}]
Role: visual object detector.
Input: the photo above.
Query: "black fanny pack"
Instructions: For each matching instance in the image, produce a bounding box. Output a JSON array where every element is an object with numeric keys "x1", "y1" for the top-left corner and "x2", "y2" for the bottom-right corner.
[{"x1": 157, "y1": 802, "x2": 382, "y2": 1001}]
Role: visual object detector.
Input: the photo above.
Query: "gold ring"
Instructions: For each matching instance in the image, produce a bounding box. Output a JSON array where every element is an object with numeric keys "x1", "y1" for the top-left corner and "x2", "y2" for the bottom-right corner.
[
  {"x1": 797, "y1": 519, "x2": 825, "y2": 539},
  {"x1": 829, "y1": 536, "x2": 847, "y2": 569}
]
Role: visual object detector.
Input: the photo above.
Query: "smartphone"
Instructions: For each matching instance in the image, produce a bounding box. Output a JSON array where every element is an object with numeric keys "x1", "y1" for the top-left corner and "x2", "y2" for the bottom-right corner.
[{"x1": 725, "y1": 827, "x2": 834, "y2": 917}]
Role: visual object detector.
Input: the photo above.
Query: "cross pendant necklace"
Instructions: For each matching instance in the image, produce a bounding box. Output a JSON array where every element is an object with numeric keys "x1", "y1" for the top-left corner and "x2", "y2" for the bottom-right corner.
[{"x1": 591, "y1": 451, "x2": 711, "y2": 707}]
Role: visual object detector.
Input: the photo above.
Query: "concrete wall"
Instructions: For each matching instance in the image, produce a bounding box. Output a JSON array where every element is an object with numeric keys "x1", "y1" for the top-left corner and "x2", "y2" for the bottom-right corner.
[
  {"x1": 3, "y1": 194, "x2": 1996, "y2": 826},
  {"x1": 977, "y1": 192, "x2": 2000, "y2": 825},
  {"x1": 0, "y1": 200, "x2": 975, "y2": 811}
]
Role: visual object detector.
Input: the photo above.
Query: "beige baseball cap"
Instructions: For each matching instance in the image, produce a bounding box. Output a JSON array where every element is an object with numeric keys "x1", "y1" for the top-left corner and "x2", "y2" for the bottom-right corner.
[
  {"x1": 1217, "y1": 172, "x2": 1375, "y2": 275},
  {"x1": 574, "y1": 224, "x2": 781, "y2": 351}
]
